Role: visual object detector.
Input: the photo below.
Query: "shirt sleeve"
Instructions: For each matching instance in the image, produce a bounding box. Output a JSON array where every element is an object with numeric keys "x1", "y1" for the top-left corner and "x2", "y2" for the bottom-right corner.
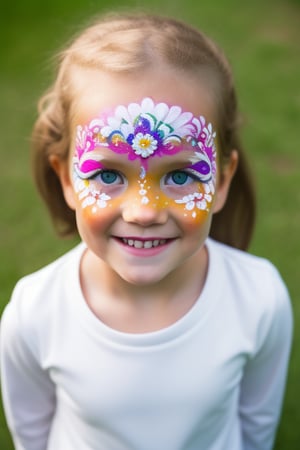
[
  {"x1": 0, "y1": 284, "x2": 56, "y2": 450},
  {"x1": 238, "y1": 265, "x2": 293, "y2": 450}
]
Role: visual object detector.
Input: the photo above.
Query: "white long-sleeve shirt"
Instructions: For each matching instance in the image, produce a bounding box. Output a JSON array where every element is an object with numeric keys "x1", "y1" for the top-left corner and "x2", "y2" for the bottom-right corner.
[{"x1": 0, "y1": 239, "x2": 293, "y2": 450}]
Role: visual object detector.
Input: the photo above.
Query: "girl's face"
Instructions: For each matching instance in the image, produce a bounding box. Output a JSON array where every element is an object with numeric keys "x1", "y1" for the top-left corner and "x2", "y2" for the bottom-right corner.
[{"x1": 59, "y1": 68, "x2": 235, "y2": 286}]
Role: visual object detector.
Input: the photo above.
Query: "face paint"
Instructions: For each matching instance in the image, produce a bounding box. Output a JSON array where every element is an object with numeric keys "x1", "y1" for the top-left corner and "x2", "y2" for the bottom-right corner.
[{"x1": 73, "y1": 97, "x2": 217, "y2": 218}]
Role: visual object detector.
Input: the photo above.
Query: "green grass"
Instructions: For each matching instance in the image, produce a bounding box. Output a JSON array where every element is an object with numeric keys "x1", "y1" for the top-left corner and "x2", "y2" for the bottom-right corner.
[{"x1": 1, "y1": 0, "x2": 299, "y2": 448}]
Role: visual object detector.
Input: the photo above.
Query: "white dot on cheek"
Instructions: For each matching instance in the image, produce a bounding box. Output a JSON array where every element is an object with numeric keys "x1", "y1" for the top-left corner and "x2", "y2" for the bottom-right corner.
[{"x1": 141, "y1": 197, "x2": 149, "y2": 205}]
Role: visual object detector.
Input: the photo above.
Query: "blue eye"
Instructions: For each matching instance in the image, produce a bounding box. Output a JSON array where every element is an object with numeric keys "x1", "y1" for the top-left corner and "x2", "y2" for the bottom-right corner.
[
  {"x1": 92, "y1": 170, "x2": 123, "y2": 185},
  {"x1": 100, "y1": 170, "x2": 118, "y2": 184},
  {"x1": 165, "y1": 170, "x2": 199, "y2": 186},
  {"x1": 170, "y1": 171, "x2": 189, "y2": 185}
]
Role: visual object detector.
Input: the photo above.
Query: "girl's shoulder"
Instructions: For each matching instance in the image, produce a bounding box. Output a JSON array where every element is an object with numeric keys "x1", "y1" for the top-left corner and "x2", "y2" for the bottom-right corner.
[
  {"x1": 5, "y1": 243, "x2": 85, "y2": 324},
  {"x1": 207, "y1": 238, "x2": 290, "y2": 314},
  {"x1": 207, "y1": 239, "x2": 292, "y2": 347},
  {"x1": 208, "y1": 238, "x2": 282, "y2": 279}
]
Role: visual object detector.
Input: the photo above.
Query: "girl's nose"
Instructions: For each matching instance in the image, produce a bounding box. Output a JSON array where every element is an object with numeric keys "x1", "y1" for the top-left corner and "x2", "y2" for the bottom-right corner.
[{"x1": 121, "y1": 199, "x2": 168, "y2": 226}]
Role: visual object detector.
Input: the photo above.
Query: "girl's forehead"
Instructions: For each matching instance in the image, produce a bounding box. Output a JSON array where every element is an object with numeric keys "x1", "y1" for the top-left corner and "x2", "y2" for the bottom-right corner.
[
  {"x1": 70, "y1": 66, "x2": 217, "y2": 123},
  {"x1": 72, "y1": 97, "x2": 217, "y2": 180}
]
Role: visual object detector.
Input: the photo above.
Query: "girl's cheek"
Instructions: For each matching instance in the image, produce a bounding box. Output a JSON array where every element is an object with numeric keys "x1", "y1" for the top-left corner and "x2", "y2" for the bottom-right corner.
[
  {"x1": 165, "y1": 191, "x2": 214, "y2": 229},
  {"x1": 161, "y1": 176, "x2": 216, "y2": 225},
  {"x1": 72, "y1": 175, "x2": 114, "y2": 222}
]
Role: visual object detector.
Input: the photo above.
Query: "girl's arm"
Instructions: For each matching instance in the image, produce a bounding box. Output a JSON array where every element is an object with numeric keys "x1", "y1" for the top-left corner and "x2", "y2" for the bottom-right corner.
[
  {"x1": 238, "y1": 266, "x2": 293, "y2": 450},
  {"x1": 0, "y1": 294, "x2": 56, "y2": 450}
]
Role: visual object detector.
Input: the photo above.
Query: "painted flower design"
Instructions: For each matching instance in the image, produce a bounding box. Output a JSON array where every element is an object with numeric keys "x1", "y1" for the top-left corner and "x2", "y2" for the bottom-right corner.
[
  {"x1": 132, "y1": 132, "x2": 158, "y2": 158},
  {"x1": 187, "y1": 152, "x2": 215, "y2": 184},
  {"x1": 74, "y1": 97, "x2": 217, "y2": 181},
  {"x1": 74, "y1": 174, "x2": 111, "y2": 209},
  {"x1": 175, "y1": 184, "x2": 213, "y2": 212}
]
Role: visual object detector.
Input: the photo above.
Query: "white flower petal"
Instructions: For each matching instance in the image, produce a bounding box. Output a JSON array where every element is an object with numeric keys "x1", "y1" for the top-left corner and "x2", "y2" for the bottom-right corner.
[
  {"x1": 200, "y1": 116, "x2": 206, "y2": 127},
  {"x1": 179, "y1": 195, "x2": 188, "y2": 203},
  {"x1": 141, "y1": 97, "x2": 154, "y2": 112},
  {"x1": 208, "y1": 181, "x2": 215, "y2": 194},
  {"x1": 100, "y1": 126, "x2": 113, "y2": 137},
  {"x1": 191, "y1": 117, "x2": 202, "y2": 134},
  {"x1": 89, "y1": 118, "x2": 104, "y2": 130},
  {"x1": 154, "y1": 102, "x2": 169, "y2": 122},
  {"x1": 79, "y1": 188, "x2": 90, "y2": 200},
  {"x1": 101, "y1": 193, "x2": 111, "y2": 201},
  {"x1": 73, "y1": 177, "x2": 84, "y2": 191},
  {"x1": 107, "y1": 116, "x2": 121, "y2": 128},
  {"x1": 163, "y1": 105, "x2": 182, "y2": 124},
  {"x1": 196, "y1": 200, "x2": 207, "y2": 210},
  {"x1": 97, "y1": 200, "x2": 107, "y2": 208},
  {"x1": 170, "y1": 111, "x2": 193, "y2": 130},
  {"x1": 186, "y1": 201, "x2": 195, "y2": 210},
  {"x1": 128, "y1": 102, "x2": 142, "y2": 121},
  {"x1": 120, "y1": 123, "x2": 134, "y2": 138},
  {"x1": 82, "y1": 196, "x2": 96, "y2": 208},
  {"x1": 115, "y1": 105, "x2": 131, "y2": 123}
]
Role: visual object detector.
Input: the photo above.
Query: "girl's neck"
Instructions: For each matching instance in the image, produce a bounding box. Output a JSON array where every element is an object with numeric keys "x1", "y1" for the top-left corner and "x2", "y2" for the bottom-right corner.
[{"x1": 79, "y1": 245, "x2": 209, "y2": 333}]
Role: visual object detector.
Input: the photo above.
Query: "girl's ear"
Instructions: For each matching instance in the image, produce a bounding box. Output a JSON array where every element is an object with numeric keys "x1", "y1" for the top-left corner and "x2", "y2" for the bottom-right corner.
[
  {"x1": 49, "y1": 155, "x2": 77, "y2": 211},
  {"x1": 213, "y1": 150, "x2": 238, "y2": 214}
]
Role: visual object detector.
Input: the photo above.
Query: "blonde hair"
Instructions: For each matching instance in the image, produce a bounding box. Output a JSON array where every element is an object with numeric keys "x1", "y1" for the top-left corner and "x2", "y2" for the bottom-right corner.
[{"x1": 32, "y1": 12, "x2": 256, "y2": 250}]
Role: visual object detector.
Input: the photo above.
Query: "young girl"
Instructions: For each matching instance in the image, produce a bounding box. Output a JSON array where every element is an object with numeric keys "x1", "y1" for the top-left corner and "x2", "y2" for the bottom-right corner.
[{"x1": 0, "y1": 12, "x2": 292, "y2": 450}]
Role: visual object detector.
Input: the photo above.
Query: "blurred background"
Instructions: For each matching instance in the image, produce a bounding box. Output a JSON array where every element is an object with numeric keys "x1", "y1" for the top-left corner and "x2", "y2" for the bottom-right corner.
[{"x1": 0, "y1": 0, "x2": 299, "y2": 448}]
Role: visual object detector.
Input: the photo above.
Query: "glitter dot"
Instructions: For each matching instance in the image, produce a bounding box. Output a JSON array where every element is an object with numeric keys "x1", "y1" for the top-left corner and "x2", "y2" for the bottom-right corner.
[
  {"x1": 140, "y1": 166, "x2": 147, "y2": 179},
  {"x1": 141, "y1": 196, "x2": 149, "y2": 205}
]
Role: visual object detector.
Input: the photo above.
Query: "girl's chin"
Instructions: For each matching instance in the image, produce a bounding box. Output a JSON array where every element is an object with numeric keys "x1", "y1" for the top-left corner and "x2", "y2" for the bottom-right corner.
[{"x1": 114, "y1": 270, "x2": 167, "y2": 287}]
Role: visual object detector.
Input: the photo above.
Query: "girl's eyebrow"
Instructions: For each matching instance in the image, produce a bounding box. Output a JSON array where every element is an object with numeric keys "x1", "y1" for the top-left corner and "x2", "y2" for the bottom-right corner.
[
  {"x1": 76, "y1": 148, "x2": 129, "y2": 166},
  {"x1": 76, "y1": 147, "x2": 211, "y2": 178},
  {"x1": 92, "y1": 157, "x2": 138, "y2": 170},
  {"x1": 79, "y1": 148, "x2": 196, "y2": 166}
]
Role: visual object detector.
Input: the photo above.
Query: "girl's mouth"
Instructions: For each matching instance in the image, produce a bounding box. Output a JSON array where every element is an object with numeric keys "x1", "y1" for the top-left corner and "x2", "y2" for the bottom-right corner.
[{"x1": 121, "y1": 238, "x2": 167, "y2": 249}]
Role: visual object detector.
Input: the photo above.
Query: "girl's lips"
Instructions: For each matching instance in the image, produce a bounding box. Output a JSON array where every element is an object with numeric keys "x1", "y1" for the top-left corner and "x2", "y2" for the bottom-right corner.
[
  {"x1": 113, "y1": 237, "x2": 176, "y2": 252},
  {"x1": 121, "y1": 238, "x2": 167, "y2": 249}
]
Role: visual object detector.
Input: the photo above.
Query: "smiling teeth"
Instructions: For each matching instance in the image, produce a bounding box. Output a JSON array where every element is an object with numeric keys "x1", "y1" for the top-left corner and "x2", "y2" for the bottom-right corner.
[{"x1": 122, "y1": 239, "x2": 166, "y2": 248}]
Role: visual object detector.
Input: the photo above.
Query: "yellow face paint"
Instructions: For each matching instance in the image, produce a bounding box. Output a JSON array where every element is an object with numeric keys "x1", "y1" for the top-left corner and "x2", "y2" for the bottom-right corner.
[{"x1": 73, "y1": 152, "x2": 215, "y2": 226}]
